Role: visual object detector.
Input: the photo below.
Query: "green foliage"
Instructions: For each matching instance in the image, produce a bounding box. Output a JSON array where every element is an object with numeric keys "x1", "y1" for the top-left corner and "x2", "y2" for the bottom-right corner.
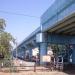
[
  {"x1": 0, "y1": 19, "x2": 15, "y2": 59},
  {"x1": 0, "y1": 19, "x2": 6, "y2": 31}
]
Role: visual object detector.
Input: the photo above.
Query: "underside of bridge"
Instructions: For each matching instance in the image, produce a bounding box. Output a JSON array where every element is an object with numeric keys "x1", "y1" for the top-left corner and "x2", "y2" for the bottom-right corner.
[
  {"x1": 48, "y1": 13, "x2": 75, "y2": 35},
  {"x1": 44, "y1": 13, "x2": 75, "y2": 68}
]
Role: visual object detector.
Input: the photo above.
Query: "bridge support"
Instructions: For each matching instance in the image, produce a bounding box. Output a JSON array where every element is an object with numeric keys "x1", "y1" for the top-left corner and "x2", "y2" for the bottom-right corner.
[
  {"x1": 72, "y1": 44, "x2": 75, "y2": 64},
  {"x1": 29, "y1": 49, "x2": 32, "y2": 61},
  {"x1": 39, "y1": 43, "x2": 47, "y2": 65}
]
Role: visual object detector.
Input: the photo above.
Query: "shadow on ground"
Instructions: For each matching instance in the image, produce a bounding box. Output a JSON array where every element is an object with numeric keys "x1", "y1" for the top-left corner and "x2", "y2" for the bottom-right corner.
[{"x1": 63, "y1": 70, "x2": 75, "y2": 75}]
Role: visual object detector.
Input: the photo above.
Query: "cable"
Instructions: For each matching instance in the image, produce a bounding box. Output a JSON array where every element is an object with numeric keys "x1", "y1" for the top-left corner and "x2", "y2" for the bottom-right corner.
[{"x1": 0, "y1": 10, "x2": 40, "y2": 18}]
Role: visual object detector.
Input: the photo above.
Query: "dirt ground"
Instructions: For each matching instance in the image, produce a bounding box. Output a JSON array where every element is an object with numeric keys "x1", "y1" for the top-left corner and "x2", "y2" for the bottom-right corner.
[
  {"x1": 0, "y1": 59, "x2": 74, "y2": 75},
  {"x1": 0, "y1": 71, "x2": 73, "y2": 75}
]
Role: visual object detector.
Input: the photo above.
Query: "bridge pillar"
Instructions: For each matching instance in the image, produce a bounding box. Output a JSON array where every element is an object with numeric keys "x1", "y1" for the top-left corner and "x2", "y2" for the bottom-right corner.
[
  {"x1": 72, "y1": 44, "x2": 75, "y2": 64},
  {"x1": 29, "y1": 49, "x2": 32, "y2": 61},
  {"x1": 39, "y1": 43, "x2": 47, "y2": 65}
]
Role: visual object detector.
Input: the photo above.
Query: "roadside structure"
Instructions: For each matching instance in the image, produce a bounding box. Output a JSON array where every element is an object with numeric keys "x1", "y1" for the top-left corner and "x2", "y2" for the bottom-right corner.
[{"x1": 13, "y1": 0, "x2": 75, "y2": 68}]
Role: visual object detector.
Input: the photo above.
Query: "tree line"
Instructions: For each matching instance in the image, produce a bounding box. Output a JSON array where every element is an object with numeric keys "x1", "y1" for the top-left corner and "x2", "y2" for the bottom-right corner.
[{"x1": 0, "y1": 19, "x2": 15, "y2": 59}]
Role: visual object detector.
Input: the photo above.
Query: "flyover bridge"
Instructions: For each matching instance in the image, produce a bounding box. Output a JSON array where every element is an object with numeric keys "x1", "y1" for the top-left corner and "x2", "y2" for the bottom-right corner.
[{"x1": 13, "y1": 0, "x2": 75, "y2": 66}]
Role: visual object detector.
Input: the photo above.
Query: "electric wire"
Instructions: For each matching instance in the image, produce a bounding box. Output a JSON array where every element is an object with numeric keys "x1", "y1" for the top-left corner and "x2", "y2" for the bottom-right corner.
[{"x1": 0, "y1": 10, "x2": 40, "y2": 18}]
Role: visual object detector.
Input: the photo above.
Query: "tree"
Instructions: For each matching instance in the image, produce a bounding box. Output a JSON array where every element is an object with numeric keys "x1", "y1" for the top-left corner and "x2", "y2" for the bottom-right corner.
[
  {"x1": 0, "y1": 19, "x2": 15, "y2": 58},
  {"x1": 0, "y1": 19, "x2": 6, "y2": 31}
]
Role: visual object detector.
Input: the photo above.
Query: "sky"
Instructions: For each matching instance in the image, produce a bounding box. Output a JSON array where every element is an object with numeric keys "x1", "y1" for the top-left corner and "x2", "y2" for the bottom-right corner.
[{"x1": 0, "y1": 0, "x2": 55, "y2": 44}]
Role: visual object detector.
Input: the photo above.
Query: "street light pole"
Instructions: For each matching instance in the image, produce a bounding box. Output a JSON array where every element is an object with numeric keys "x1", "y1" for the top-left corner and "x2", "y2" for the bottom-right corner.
[{"x1": 16, "y1": 41, "x2": 18, "y2": 60}]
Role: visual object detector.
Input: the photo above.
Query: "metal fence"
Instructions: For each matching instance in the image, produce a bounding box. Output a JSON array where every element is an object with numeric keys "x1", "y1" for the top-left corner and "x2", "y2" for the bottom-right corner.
[{"x1": 0, "y1": 57, "x2": 64, "y2": 73}]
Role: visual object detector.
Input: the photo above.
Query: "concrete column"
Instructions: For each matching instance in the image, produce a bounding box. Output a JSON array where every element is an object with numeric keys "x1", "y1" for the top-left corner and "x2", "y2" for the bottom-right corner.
[
  {"x1": 29, "y1": 49, "x2": 32, "y2": 61},
  {"x1": 39, "y1": 43, "x2": 47, "y2": 65},
  {"x1": 20, "y1": 48, "x2": 25, "y2": 59},
  {"x1": 24, "y1": 50, "x2": 26, "y2": 60},
  {"x1": 72, "y1": 44, "x2": 75, "y2": 64}
]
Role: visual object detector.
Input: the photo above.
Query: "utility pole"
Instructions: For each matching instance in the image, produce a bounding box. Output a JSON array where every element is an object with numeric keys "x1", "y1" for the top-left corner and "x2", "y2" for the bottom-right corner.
[{"x1": 15, "y1": 39, "x2": 18, "y2": 60}]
